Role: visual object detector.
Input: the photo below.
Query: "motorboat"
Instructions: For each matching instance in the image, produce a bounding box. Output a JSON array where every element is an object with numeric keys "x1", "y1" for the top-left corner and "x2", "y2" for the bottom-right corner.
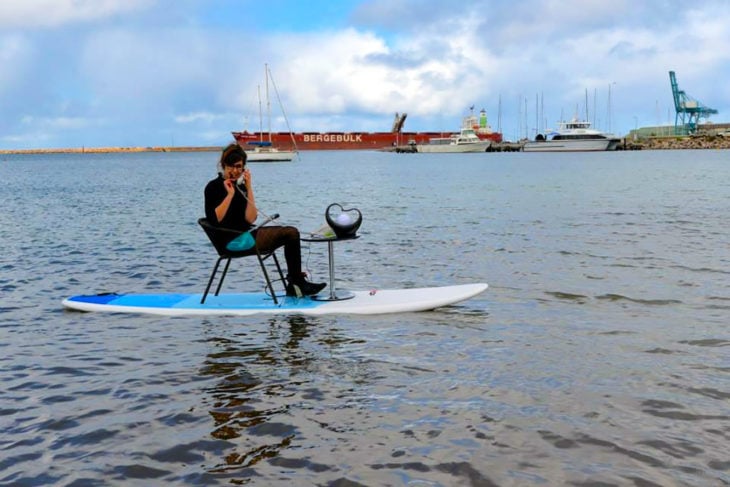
[
  {"x1": 523, "y1": 119, "x2": 620, "y2": 152},
  {"x1": 416, "y1": 128, "x2": 491, "y2": 153}
]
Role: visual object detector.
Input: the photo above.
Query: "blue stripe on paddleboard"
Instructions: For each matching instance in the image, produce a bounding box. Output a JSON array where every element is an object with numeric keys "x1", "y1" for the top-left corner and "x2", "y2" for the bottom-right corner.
[
  {"x1": 69, "y1": 293, "x2": 322, "y2": 310},
  {"x1": 66, "y1": 293, "x2": 121, "y2": 305},
  {"x1": 110, "y1": 294, "x2": 193, "y2": 308},
  {"x1": 177, "y1": 294, "x2": 320, "y2": 310}
]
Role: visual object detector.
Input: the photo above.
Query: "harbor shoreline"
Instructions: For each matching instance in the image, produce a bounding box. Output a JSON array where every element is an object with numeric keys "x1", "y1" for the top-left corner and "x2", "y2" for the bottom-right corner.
[{"x1": 1, "y1": 134, "x2": 729, "y2": 155}]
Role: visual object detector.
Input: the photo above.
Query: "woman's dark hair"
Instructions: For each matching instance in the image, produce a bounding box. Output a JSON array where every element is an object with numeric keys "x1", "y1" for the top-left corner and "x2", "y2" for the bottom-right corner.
[{"x1": 220, "y1": 143, "x2": 247, "y2": 168}]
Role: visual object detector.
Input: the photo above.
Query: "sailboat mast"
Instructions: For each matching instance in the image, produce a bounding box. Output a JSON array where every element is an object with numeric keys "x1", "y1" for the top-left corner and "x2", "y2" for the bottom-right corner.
[
  {"x1": 265, "y1": 63, "x2": 272, "y2": 143},
  {"x1": 267, "y1": 64, "x2": 299, "y2": 155},
  {"x1": 257, "y1": 85, "x2": 263, "y2": 142}
]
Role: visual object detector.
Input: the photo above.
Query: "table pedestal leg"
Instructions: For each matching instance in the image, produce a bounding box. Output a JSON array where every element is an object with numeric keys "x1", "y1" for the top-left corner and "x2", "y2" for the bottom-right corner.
[
  {"x1": 328, "y1": 240, "x2": 336, "y2": 300},
  {"x1": 312, "y1": 240, "x2": 354, "y2": 301}
]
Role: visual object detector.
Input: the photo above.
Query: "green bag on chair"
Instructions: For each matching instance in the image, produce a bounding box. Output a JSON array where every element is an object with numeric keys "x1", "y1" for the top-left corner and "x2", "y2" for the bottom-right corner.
[{"x1": 226, "y1": 231, "x2": 256, "y2": 251}]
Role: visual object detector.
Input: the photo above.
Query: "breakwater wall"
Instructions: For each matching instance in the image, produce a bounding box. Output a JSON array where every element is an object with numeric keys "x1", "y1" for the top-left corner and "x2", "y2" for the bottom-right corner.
[{"x1": 0, "y1": 146, "x2": 220, "y2": 155}]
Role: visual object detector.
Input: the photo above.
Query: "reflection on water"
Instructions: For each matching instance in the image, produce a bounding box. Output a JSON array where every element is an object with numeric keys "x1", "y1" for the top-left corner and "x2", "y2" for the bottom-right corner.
[
  {"x1": 202, "y1": 317, "x2": 308, "y2": 474},
  {"x1": 1, "y1": 150, "x2": 729, "y2": 485},
  {"x1": 200, "y1": 316, "x2": 373, "y2": 478}
]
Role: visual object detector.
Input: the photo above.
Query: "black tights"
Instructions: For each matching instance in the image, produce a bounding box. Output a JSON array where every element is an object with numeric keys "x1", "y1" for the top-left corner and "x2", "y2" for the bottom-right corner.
[{"x1": 253, "y1": 226, "x2": 303, "y2": 281}]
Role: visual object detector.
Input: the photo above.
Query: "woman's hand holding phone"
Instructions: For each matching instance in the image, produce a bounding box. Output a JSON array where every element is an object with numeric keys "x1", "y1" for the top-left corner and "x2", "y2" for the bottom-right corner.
[{"x1": 237, "y1": 169, "x2": 250, "y2": 187}]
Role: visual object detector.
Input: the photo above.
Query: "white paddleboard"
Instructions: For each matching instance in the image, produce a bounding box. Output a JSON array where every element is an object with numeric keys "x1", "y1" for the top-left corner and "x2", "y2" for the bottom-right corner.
[{"x1": 62, "y1": 283, "x2": 487, "y2": 316}]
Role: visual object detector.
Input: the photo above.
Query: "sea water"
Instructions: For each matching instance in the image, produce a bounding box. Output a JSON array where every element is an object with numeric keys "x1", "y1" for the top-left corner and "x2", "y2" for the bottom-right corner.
[{"x1": 1, "y1": 149, "x2": 728, "y2": 486}]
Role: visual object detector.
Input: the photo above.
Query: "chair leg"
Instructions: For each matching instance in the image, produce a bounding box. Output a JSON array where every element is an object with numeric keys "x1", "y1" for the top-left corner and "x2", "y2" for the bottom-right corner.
[
  {"x1": 203, "y1": 252, "x2": 284, "y2": 306},
  {"x1": 202, "y1": 257, "x2": 226, "y2": 304},
  {"x1": 255, "y1": 250, "x2": 279, "y2": 305},
  {"x1": 271, "y1": 253, "x2": 287, "y2": 293},
  {"x1": 215, "y1": 258, "x2": 232, "y2": 296}
]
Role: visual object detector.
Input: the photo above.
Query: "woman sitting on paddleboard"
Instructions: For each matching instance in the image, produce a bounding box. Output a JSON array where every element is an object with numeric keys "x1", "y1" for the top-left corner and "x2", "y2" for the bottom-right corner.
[{"x1": 204, "y1": 143, "x2": 326, "y2": 297}]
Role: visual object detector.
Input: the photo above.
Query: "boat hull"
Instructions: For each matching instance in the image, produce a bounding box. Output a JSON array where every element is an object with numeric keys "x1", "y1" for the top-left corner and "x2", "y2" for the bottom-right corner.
[
  {"x1": 417, "y1": 141, "x2": 491, "y2": 153},
  {"x1": 523, "y1": 138, "x2": 619, "y2": 152},
  {"x1": 233, "y1": 131, "x2": 502, "y2": 151},
  {"x1": 246, "y1": 149, "x2": 296, "y2": 162}
]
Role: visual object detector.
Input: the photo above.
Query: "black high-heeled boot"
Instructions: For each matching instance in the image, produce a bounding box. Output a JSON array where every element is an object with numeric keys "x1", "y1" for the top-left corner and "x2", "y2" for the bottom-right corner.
[{"x1": 286, "y1": 273, "x2": 326, "y2": 297}]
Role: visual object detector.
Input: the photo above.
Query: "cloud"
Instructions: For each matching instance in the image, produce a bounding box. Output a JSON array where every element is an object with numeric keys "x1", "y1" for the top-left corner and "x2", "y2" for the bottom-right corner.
[
  {"x1": 260, "y1": 23, "x2": 496, "y2": 124},
  {"x1": 0, "y1": 0, "x2": 153, "y2": 28},
  {"x1": 80, "y1": 27, "x2": 218, "y2": 103},
  {"x1": 174, "y1": 112, "x2": 227, "y2": 124},
  {"x1": 0, "y1": 34, "x2": 31, "y2": 87},
  {"x1": 21, "y1": 115, "x2": 90, "y2": 130}
]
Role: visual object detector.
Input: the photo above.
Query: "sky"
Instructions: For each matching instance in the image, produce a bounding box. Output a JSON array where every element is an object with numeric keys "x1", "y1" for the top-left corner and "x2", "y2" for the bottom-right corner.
[{"x1": 1, "y1": 0, "x2": 729, "y2": 149}]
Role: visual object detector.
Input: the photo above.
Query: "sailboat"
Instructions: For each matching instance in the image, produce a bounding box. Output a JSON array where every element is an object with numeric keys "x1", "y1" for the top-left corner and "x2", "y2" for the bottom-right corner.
[{"x1": 243, "y1": 64, "x2": 298, "y2": 162}]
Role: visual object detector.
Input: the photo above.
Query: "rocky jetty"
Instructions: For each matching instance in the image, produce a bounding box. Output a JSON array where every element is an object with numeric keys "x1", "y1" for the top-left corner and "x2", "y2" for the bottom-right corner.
[{"x1": 622, "y1": 135, "x2": 730, "y2": 150}]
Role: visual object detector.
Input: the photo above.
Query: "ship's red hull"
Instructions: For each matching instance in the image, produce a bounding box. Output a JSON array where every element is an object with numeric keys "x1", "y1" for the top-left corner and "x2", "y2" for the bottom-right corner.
[{"x1": 232, "y1": 130, "x2": 503, "y2": 151}]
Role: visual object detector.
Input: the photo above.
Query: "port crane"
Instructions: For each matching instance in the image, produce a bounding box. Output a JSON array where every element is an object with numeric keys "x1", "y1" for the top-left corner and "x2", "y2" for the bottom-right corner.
[{"x1": 669, "y1": 70, "x2": 718, "y2": 134}]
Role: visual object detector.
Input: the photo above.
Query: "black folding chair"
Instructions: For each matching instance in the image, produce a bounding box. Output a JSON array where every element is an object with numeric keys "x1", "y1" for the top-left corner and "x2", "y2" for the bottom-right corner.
[{"x1": 198, "y1": 217, "x2": 286, "y2": 304}]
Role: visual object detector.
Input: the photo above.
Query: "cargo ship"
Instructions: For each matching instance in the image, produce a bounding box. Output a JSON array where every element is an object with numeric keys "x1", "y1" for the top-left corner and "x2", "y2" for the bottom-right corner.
[{"x1": 232, "y1": 109, "x2": 502, "y2": 151}]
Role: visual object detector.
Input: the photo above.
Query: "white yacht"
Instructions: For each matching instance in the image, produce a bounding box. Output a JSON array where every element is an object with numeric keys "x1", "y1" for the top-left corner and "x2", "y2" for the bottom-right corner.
[
  {"x1": 416, "y1": 128, "x2": 491, "y2": 153},
  {"x1": 523, "y1": 119, "x2": 620, "y2": 152}
]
